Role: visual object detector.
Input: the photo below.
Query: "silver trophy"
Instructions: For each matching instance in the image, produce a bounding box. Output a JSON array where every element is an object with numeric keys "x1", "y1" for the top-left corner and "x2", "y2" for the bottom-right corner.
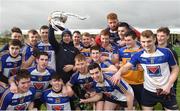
[{"x1": 50, "y1": 11, "x2": 88, "y2": 31}]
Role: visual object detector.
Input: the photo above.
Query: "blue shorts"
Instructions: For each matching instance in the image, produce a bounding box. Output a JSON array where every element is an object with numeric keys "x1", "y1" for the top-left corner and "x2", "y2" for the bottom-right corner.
[{"x1": 141, "y1": 88, "x2": 178, "y2": 110}]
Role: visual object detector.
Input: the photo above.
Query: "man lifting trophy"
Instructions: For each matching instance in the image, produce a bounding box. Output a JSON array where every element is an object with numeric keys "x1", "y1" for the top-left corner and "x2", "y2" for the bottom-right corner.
[{"x1": 49, "y1": 11, "x2": 88, "y2": 31}]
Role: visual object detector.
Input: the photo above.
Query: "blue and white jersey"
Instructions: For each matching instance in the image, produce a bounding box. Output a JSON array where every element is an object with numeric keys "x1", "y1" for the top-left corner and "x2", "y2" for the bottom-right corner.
[
  {"x1": 69, "y1": 72, "x2": 94, "y2": 92},
  {"x1": 129, "y1": 47, "x2": 177, "y2": 92},
  {"x1": 21, "y1": 43, "x2": 36, "y2": 68},
  {"x1": 93, "y1": 73, "x2": 133, "y2": 102},
  {"x1": 41, "y1": 88, "x2": 71, "y2": 110},
  {"x1": 90, "y1": 60, "x2": 114, "y2": 73},
  {"x1": 37, "y1": 42, "x2": 56, "y2": 70},
  {"x1": 100, "y1": 60, "x2": 113, "y2": 72},
  {"x1": 0, "y1": 53, "x2": 23, "y2": 78},
  {"x1": 0, "y1": 87, "x2": 36, "y2": 110},
  {"x1": 100, "y1": 43, "x2": 119, "y2": 60},
  {"x1": 22, "y1": 43, "x2": 35, "y2": 61},
  {"x1": 28, "y1": 66, "x2": 55, "y2": 99}
]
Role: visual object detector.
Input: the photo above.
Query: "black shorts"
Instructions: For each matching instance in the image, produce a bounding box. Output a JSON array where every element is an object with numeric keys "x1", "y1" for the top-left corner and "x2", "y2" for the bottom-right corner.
[
  {"x1": 104, "y1": 95, "x2": 127, "y2": 107},
  {"x1": 141, "y1": 88, "x2": 178, "y2": 110}
]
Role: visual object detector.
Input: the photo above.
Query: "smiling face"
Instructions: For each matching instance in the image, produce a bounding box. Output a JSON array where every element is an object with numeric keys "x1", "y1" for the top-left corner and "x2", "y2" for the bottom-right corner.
[
  {"x1": 72, "y1": 32, "x2": 81, "y2": 44},
  {"x1": 63, "y1": 33, "x2": 71, "y2": 44},
  {"x1": 124, "y1": 36, "x2": 136, "y2": 48},
  {"x1": 156, "y1": 31, "x2": 169, "y2": 46},
  {"x1": 75, "y1": 60, "x2": 87, "y2": 74},
  {"x1": 90, "y1": 50, "x2": 100, "y2": 62},
  {"x1": 50, "y1": 78, "x2": 63, "y2": 92},
  {"x1": 82, "y1": 36, "x2": 91, "y2": 47},
  {"x1": 89, "y1": 67, "x2": 103, "y2": 83},
  {"x1": 100, "y1": 35, "x2": 110, "y2": 47},
  {"x1": 28, "y1": 33, "x2": 38, "y2": 46},
  {"x1": 16, "y1": 78, "x2": 31, "y2": 93},
  {"x1": 118, "y1": 26, "x2": 129, "y2": 39},
  {"x1": 140, "y1": 36, "x2": 156, "y2": 53}
]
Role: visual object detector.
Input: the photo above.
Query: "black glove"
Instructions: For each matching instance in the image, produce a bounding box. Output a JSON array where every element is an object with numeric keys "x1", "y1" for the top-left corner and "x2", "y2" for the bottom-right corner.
[{"x1": 32, "y1": 47, "x2": 40, "y2": 57}]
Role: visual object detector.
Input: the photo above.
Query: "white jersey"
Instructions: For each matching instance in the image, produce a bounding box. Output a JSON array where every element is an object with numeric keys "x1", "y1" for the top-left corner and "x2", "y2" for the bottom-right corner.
[
  {"x1": 37, "y1": 42, "x2": 56, "y2": 70},
  {"x1": 93, "y1": 73, "x2": 134, "y2": 102},
  {"x1": 42, "y1": 88, "x2": 71, "y2": 110},
  {"x1": 130, "y1": 47, "x2": 177, "y2": 92},
  {"x1": 0, "y1": 87, "x2": 36, "y2": 110},
  {"x1": 28, "y1": 66, "x2": 55, "y2": 99},
  {"x1": 0, "y1": 53, "x2": 23, "y2": 78}
]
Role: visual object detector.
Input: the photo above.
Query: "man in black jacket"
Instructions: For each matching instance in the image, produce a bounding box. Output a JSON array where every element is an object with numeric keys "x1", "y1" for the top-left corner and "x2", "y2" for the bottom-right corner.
[{"x1": 48, "y1": 25, "x2": 79, "y2": 83}]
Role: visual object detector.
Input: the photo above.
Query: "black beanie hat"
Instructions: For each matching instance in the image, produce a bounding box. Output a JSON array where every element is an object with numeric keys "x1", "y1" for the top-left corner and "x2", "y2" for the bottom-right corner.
[{"x1": 61, "y1": 29, "x2": 72, "y2": 37}]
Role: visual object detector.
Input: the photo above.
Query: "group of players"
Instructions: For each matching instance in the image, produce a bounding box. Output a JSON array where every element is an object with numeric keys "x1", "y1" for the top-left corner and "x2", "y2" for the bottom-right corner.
[{"x1": 0, "y1": 12, "x2": 179, "y2": 110}]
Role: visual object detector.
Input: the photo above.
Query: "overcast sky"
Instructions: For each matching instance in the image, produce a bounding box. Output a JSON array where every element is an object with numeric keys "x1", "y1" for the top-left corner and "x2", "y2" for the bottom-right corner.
[{"x1": 0, "y1": 0, "x2": 180, "y2": 32}]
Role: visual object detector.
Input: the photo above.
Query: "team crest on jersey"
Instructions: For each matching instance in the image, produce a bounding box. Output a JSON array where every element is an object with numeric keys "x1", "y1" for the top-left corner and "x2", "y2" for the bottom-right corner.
[
  {"x1": 146, "y1": 65, "x2": 162, "y2": 77},
  {"x1": 38, "y1": 76, "x2": 43, "y2": 81},
  {"x1": 19, "y1": 97, "x2": 24, "y2": 103},
  {"x1": 14, "y1": 104, "x2": 27, "y2": 110},
  {"x1": 33, "y1": 83, "x2": 45, "y2": 90},
  {"x1": 52, "y1": 105, "x2": 64, "y2": 110},
  {"x1": 83, "y1": 82, "x2": 93, "y2": 91},
  {"x1": 55, "y1": 98, "x2": 61, "y2": 103}
]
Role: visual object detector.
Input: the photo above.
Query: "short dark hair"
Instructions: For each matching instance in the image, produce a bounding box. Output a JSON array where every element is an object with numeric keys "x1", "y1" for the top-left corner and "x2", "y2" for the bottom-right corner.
[
  {"x1": 90, "y1": 45, "x2": 100, "y2": 52},
  {"x1": 36, "y1": 51, "x2": 49, "y2": 59},
  {"x1": 40, "y1": 25, "x2": 49, "y2": 31},
  {"x1": 88, "y1": 62, "x2": 101, "y2": 72},
  {"x1": 118, "y1": 22, "x2": 130, "y2": 30},
  {"x1": 124, "y1": 30, "x2": 137, "y2": 40},
  {"x1": 51, "y1": 73, "x2": 62, "y2": 81},
  {"x1": 9, "y1": 39, "x2": 22, "y2": 48},
  {"x1": 157, "y1": 27, "x2": 170, "y2": 36},
  {"x1": 11, "y1": 27, "x2": 22, "y2": 34},
  {"x1": 73, "y1": 30, "x2": 81, "y2": 35},
  {"x1": 28, "y1": 29, "x2": 38, "y2": 35},
  {"x1": 16, "y1": 69, "x2": 31, "y2": 82}
]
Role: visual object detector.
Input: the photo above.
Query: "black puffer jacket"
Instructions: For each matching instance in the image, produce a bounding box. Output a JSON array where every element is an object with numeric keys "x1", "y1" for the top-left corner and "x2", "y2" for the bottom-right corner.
[{"x1": 48, "y1": 25, "x2": 79, "y2": 83}]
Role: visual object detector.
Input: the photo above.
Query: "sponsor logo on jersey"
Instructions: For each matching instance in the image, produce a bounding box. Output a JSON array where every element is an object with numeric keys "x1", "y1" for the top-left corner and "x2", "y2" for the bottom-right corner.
[
  {"x1": 33, "y1": 83, "x2": 45, "y2": 90},
  {"x1": 146, "y1": 65, "x2": 162, "y2": 77},
  {"x1": 14, "y1": 104, "x2": 27, "y2": 110},
  {"x1": 52, "y1": 105, "x2": 64, "y2": 110}
]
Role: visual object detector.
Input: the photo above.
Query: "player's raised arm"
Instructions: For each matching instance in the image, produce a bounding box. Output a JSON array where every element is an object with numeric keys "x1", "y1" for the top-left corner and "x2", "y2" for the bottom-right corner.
[{"x1": 111, "y1": 62, "x2": 133, "y2": 84}]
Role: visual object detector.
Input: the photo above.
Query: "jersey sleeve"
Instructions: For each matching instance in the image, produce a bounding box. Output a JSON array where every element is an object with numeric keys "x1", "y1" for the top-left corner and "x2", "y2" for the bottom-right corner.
[
  {"x1": 167, "y1": 49, "x2": 177, "y2": 66},
  {"x1": 129, "y1": 52, "x2": 140, "y2": 66},
  {"x1": 69, "y1": 73, "x2": 78, "y2": 86},
  {"x1": 118, "y1": 48, "x2": 124, "y2": 61},
  {"x1": 0, "y1": 90, "x2": 13, "y2": 110},
  {"x1": 103, "y1": 60, "x2": 113, "y2": 67}
]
